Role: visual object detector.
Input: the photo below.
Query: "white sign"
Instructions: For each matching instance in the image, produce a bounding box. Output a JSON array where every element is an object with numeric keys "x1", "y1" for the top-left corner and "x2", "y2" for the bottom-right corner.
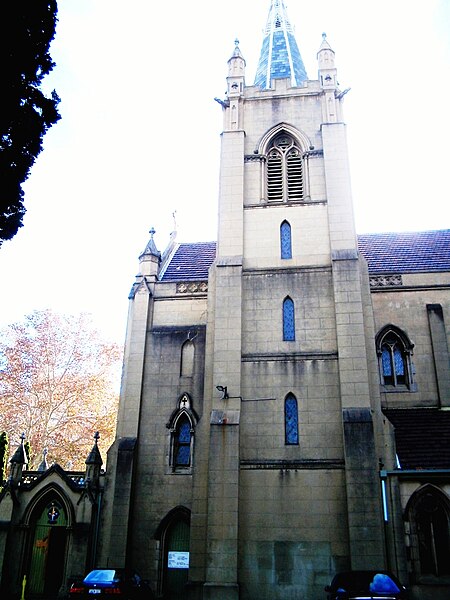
[{"x1": 168, "y1": 551, "x2": 189, "y2": 569}]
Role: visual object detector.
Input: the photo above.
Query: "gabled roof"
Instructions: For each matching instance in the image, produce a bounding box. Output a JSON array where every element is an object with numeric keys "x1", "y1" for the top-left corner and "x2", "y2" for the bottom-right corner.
[
  {"x1": 358, "y1": 230, "x2": 450, "y2": 274},
  {"x1": 158, "y1": 231, "x2": 449, "y2": 282},
  {"x1": 384, "y1": 408, "x2": 450, "y2": 469}
]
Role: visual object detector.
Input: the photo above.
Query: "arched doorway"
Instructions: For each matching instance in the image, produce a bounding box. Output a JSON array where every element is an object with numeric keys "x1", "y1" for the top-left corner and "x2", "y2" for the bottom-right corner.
[
  {"x1": 156, "y1": 507, "x2": 191, "y2": 600},
  {"x1": 406, "y1": 484, "x2": 450, "y2": 580},
  {"x1": 26, "y1": 495, "x2": 69, "y2": 598}
]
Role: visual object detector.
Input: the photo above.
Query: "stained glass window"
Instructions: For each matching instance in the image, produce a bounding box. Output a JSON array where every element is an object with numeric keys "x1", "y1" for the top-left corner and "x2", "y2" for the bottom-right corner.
[
  {"x1": 379, "y1": 329, "x2": 411, "y2": 388},
  {"x1": 175, "y1": 419, "x2": 191, "y2": 466},
  {"x1": 280, "y1": 221, "x2": 292, "y2": 259},
  {"x1": 283, "y1": 297, "x2": 295, "y2": 341},
  {"x1": 285, "y1": 394, "x2": 299, "y2": 445}
]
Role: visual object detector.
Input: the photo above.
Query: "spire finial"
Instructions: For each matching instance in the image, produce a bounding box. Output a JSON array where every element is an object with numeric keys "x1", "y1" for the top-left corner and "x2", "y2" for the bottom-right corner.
[
  {"x1": 139, "y1": 226, "x2": 161, "y2": 260},
  {"x1": 94, "y1": 431, "x2": 100, "y2": 443}
]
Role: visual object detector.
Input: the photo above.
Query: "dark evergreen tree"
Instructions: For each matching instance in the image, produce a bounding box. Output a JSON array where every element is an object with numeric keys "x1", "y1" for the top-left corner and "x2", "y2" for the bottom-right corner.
[
  {"x1": 0, "y1": 1, "x2": 60, "y2": 246},
  {"x1": 0, "y1": 432, "x2": 8, "y2": 485},
  {"x1": 24, "y1": 440, "x2": 31, "y2": 466}
]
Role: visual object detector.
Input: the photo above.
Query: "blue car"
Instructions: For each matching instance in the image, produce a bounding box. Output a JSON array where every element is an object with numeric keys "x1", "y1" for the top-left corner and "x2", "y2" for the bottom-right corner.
[
  {"x1": 324, "y1": 570, "x2": 408, "y2": 599},
  {"x1": 68, "y1": 568, "x2": 155, "y2": 600}
]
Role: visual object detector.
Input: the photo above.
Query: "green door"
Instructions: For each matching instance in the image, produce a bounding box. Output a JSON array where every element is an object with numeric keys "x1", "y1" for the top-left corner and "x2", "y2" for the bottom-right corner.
[
  {"x1": 28, "y1": 500, "x2": 67, "y2": 597},
  {"x1": 164, "y1": 518, "x2": 190, "y2": 600}
]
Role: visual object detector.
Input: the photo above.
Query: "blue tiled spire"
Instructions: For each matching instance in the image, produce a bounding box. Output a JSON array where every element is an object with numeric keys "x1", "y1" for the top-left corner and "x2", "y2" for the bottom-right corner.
[{"x1": 254, "y1": 0, "x2": 308, "y2": 89}]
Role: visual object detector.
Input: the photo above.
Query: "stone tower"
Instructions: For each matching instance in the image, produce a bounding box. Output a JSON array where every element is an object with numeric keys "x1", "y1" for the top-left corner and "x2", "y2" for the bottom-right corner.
[{"x1": 98, "y1": 2, "x2": 393, "y2": 598}]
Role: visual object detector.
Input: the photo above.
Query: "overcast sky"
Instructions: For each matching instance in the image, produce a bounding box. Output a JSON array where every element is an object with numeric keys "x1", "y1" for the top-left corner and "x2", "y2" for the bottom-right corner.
[{"x1": 1, "y1": 0, "x2": 449, "y2": 344}]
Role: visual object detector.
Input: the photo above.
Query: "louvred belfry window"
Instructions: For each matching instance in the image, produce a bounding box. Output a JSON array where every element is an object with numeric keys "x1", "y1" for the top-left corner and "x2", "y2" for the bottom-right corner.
[{"x1": 267, "y1": 133, "x2": 304, "y2": 202}]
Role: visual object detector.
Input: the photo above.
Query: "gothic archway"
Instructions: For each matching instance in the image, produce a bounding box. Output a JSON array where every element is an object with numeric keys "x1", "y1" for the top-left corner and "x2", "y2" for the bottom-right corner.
[
  {"x1": 405, "y1": 484, "x2": 450, "y2": 580},
  {"x1": 24, "y1": 487, "x2": 73, "y2": 598},
  {"x1": 155, "y1": 506, "x2": 191, "y2": 600}
]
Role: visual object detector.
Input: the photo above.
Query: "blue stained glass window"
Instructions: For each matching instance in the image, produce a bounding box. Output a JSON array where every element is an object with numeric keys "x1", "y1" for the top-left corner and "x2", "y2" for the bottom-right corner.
[
  {"x1": 393, "y1": 347, "x2": 404, "y2": 375},
  {"x1": 377, "y1": 327, "x2": 413, "y2": 389},
  {"x1": 175, "y1": 420, "x2": 191, "y2": 466},
  {"x1": 382, "y1": 347, "x2": 392, "y2": 376},
  {"x1": 280, "y1": 221, "x2": 292, "y2": 259},
  {"x1": 285, "y1": 394, "x2": 299, "y2": 445},
  {"x1": 283, "y1": 297, "x2": 295, "y2": 341}
]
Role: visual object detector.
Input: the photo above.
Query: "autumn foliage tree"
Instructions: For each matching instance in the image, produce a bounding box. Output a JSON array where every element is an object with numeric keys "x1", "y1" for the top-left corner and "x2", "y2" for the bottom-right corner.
[{"x1": 0, "y1": 310, "x2": 122, "y2": 470}]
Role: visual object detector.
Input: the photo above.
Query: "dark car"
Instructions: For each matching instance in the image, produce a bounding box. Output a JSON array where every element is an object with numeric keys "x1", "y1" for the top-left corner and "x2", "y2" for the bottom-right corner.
[
  {"x1": 324, "y1": 570, "x2": 408, "y2": 599},
  {"x1": 68, "y1": 568, "x2": 155, "y2": 600}
]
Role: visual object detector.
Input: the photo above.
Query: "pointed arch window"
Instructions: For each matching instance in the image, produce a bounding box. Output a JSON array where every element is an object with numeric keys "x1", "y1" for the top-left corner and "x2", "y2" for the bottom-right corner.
[
  {"x1": 280, "y1": 220, "x2": 292, "y2": 259},
  {"x1": 376, "y1": 325, "x2": 416, "y2": 391},
  {"x1": 167, "y1": 393, "x2": 198, "y2": 473},
  {"x1": 173, "y1": 416, "x2": 191, "y2": 466},
  {"x1": 407, "y1": 485, "x2": 450, "y2": 579},
  {"x1": 283, "y1": 296, "x2": 295, "y2": 341},
  {"x1": 285, "y1": 393, "x2": 299, "y2": 445},
  {"x1": 267, "y1": 133, "x2": 304, "y2": 202},
  {"x1": 180, "y1": 339, "x2": 194, "y2": 377}
]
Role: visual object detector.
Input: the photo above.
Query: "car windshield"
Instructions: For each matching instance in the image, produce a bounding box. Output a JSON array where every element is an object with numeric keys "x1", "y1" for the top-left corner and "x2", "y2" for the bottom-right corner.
[
  {"x1": 333, "y1": 572, "x2": 400, "y2": 594},
  {"x1": 84, "y1": 570, "x2": 119, "y2": 584}
]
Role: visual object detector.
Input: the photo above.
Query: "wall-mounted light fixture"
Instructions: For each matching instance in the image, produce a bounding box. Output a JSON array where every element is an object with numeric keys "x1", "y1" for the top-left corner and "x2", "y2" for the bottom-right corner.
[{"x1": 216, "y1": 385, "x2": 229, "y2": 400}]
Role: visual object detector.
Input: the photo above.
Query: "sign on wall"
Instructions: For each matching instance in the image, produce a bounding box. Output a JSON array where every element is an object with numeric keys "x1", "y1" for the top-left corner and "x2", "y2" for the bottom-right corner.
[{"x1": 168, "y1": 551, "x2": 189, "y2": 569}]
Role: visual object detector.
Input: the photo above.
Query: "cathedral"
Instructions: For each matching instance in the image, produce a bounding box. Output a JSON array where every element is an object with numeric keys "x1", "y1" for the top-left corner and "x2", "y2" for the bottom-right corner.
[{"x1": 0, "y1": 1, "x2": 449, "y2": 599}]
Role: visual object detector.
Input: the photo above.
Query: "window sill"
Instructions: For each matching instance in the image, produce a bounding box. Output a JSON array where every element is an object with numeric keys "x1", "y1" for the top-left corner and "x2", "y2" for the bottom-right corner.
[{"x1": 380, "y1": 383, "x2": 418, "y2": 393}]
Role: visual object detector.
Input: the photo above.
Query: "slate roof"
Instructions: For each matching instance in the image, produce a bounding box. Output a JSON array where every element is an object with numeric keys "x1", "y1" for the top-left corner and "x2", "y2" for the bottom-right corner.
[
  {"x1": 253, "y1": 0, "x2": 308, "y2": 89},
  {"x1": 384, "y1": 409, "x2": 450, "y2": 470},
  {"x1": 159, "y1": 231, "x2": 449, "y2": 282},
  {"x1": 161, "y1": 242, "x2": 216, "y2": 281},
  {"x1": 358, "y1": 230, "x2": 450, "y2": 274}
]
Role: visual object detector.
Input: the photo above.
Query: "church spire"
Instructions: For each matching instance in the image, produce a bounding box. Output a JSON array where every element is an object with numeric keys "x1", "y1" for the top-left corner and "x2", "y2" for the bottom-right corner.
[{"x1": 254, "y1": 0, "x2": 307, "y2": 89}]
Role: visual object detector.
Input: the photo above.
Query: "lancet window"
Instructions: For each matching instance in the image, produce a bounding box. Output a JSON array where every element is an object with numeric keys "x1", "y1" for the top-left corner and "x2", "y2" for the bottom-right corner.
[
  {"x1": 280, "y1": 220, "x2": 292, "y2": 259},
  {"x1": 283, "y1": 296, "x2": 295, "y2": 341},
  {"x1": 167, "y1": 393, "x2": 198, "y2": 472},
  {"x1": 285, "y1": 393, "x2": 299, "y2": 445}
]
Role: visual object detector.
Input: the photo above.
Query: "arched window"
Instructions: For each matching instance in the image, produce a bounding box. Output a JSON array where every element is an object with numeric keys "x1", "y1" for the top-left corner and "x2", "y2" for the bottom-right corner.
[
  {"x1": 280, "y1": 220, "x2": 292, "y2": 259},
  {"x1": 406, "y1": 485, "x2": 450, "y2": 579},
  {"x1": 267, "y1": 133, "x2": 304, "y2": 202},
  {"x1": 285, "y1": 393, "x2": 299, "y2": 445},
  {"x1": 283, "y1": 296, "x2": 295, "y2": 341},
  {"x1": 173, "y1": 416, "x2": 191, "y2": 466},
  {"x1": 167, "y1": 393, "x2": 198, "y2": 473},
  {"x1": 180, "y1": 340, "x2": 194, "y2": 376},
  {"x1": 375, "y1": 325, "x2": 415, "y2": 391}
]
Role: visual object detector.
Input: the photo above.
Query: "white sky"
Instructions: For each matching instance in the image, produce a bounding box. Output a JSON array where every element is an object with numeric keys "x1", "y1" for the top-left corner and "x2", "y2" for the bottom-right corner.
[{"x1": 1, "y1": 0, "x2": 449, "y2": 344}]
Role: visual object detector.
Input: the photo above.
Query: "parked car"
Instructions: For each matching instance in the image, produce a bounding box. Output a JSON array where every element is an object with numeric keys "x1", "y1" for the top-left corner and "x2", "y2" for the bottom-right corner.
[
  {"x1": 68, "y1": 568, "x2": 155, "y2": 600},
  {"x1": 324, "y1": 570, "x2": 408, "y2": 599}
]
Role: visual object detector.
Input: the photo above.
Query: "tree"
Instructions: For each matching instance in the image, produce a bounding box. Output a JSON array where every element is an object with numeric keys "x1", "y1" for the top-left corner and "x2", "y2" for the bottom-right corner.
[
  {"x1": 0, "y1": 432, "x2": 8, "y2": 486},
  {"x1": 0, "y1": 310, "x2": 122, "y2": 470},
  {"x1": 0, "y1": 1, "x2": 61, "y2": 246}
]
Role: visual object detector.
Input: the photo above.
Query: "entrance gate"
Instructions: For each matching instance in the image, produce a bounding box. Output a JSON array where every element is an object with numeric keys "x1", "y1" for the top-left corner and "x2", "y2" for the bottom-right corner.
[{"x1": 28, "y1": 499, "x2": 67, "y2": 597}]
